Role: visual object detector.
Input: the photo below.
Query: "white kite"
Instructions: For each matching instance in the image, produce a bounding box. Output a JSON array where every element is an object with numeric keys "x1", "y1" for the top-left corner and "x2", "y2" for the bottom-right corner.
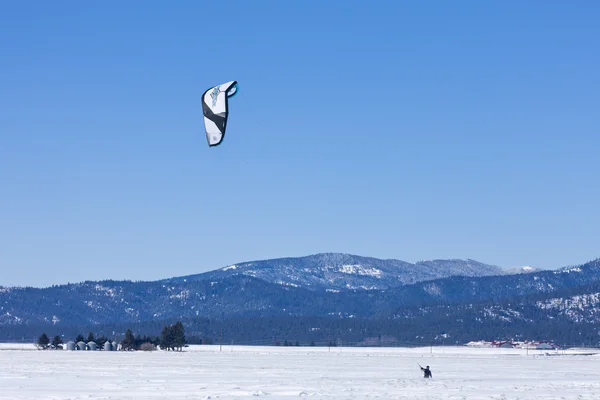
[{"x1": 202, "y1": 81, "x2": 238, "y2": 147}]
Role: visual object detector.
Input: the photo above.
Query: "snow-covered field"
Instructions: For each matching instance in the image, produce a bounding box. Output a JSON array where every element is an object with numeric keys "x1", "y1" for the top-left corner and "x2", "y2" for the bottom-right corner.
[{"x1": 2, "y1": 344, "x2": 600, "y2": 399}]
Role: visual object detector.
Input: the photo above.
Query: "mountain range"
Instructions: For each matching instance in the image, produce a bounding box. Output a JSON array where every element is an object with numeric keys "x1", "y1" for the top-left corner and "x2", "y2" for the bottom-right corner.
[
  {"x1": 1, "y1": 253, "x2": 598, "y2": 345},
  {"x1": 164, "y1": 253, "x2": 512, "y2": 290}
]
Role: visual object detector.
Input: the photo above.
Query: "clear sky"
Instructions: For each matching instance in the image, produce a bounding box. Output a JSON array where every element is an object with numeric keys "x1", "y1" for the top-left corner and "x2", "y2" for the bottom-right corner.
[{"x1": 1, "y1": 1, "x2": 599, "y2": 288}]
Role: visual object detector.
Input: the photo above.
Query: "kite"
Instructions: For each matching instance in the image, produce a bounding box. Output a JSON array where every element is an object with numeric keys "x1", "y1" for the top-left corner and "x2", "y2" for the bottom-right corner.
[{"x1": 202, "y1": 80, "x2": 238, "y2": 147}]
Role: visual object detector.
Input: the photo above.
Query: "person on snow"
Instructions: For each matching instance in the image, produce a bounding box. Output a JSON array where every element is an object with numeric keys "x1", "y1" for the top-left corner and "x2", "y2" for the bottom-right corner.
[{"x1": 420, "y1": 365, "x2": 432, "y2": 378}]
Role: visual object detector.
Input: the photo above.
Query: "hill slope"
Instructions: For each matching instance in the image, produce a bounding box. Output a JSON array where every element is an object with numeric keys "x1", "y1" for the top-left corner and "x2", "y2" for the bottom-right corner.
[{"x1": 164, "y1": 253, "x2": 506, "y2": 291}]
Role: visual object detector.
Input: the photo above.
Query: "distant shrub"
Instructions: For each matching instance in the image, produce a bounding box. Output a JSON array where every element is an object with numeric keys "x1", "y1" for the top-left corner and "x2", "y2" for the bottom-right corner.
[{"x1": 139, "y1": 342, "x2": 156, "y2": 351}]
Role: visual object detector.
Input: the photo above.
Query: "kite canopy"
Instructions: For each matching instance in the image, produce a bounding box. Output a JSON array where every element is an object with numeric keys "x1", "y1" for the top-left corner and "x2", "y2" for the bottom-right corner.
[{"x1": 202, "y1": 80, "x2": 238, "y2": 147}]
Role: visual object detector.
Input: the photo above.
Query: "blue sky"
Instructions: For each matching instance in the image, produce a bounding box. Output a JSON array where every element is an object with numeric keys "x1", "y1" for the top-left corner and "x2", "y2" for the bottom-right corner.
[{"x1": 1, "y1": 1, "x2": 599, "y2": 287}]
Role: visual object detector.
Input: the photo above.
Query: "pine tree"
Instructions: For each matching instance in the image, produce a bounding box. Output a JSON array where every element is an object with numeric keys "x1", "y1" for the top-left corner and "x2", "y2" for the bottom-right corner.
[
  {"x1": 75, "y1": 334, "x2": 84, "y2": 343},
  {"x1": 51, "y1": 335, "x2": 63, "y2": 349},
  {"x1": 160, "y1": 325, "x2": 174, "y2": 351},
  {"x1": 87, "y1": 332, "x2": 95, "y2": 343},
  {"x1": 96, "y1": 335, "x2": 107, "y2": 347},
  {"x1": 172, "y1": 321, "x2": 186, "y2": 351},
  {"x1": 37, "y1": 333, "x2": 50, "y2": 349},
  {"x1": 121, "y1": 329, "x2": 136, "y2": 351}
]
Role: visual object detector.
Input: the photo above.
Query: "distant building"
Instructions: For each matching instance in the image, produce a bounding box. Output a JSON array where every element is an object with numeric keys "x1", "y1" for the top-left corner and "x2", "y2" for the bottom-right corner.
[
  {"x1": 87, "y1": 341, "x2": 97, "y2": 351},
  {"x1": 491, "y1": 340, "x2": 514, "y2": 348},
  {"x1": 536, "y1": 342, "x2": 556, "y2": 350},
  {"x1": 464, "y1": 340, "x2": 493, "y2": 347}
]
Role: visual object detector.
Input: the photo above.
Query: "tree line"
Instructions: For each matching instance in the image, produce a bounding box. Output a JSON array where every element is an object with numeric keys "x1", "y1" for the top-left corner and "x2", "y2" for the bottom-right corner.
[{"x1": 36, "y1": 321, "x2": 187, "y2": 351}]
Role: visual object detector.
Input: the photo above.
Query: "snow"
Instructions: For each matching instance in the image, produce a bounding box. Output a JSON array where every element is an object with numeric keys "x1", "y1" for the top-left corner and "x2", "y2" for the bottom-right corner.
[
  {"x1": 223, "y1": 265, "x2": 238, "y2": 271},
  {"x1": 169, "y1": 289, "x2": 190, "y2": 300},
  {"x1": 275, "y1": 280, "x2": 301, "y2": 288},
  {"x1": 336, "y1": 264, "x2": 382, "y2": 277},
  {"x1": 1, "y1": 345, "x2": 600, "y2": 399},
  {"x1": 94, "y1": 284, "x2": 118, "y2": 297},
  {"x1": 537, "y1": 293, "x2": 600, "y2": 311},
  {"x1": 423, "y1": 282, "x2": 442, "y2": 296},
  {"x1": 535, "y1": 293, "x2": 600, "y2": 322},
  {"x1": 554, "y1": 267, "x2": 582, "y2": 274}
]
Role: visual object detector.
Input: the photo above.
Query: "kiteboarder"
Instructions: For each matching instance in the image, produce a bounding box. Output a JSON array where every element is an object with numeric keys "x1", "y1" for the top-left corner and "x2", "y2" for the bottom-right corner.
[{"x1": 419, "y1": 364, "x2": 432, "y2": 378}]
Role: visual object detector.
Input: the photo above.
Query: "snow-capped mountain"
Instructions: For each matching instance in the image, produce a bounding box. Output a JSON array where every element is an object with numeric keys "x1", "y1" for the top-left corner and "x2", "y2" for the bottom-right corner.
[
  {"x1": 1, "y1": 254, "x2": 599, "y2": 344},
  {"x1": 164, "y1": 253, "x2": 506, "y2": 291}
]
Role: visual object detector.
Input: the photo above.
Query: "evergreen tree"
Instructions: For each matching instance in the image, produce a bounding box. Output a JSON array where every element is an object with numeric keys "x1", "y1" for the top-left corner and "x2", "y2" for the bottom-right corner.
[
  {"x1": 96, "y1": 335, "x2": 107, "y2": 347},
  {"x1": 37, "y1": 333, "x2": 50, "y2": 349},
  {"x1": 75, "y1": 334, "x2": 84, "y2": 343},
  {"x1": 121, "y1": 329, "x2": 136, "y2": 351},
  {"x1": 87, "y1": 332, "x2": 95, "y2": 343},
  {"x1": 160, "y1": 325, "x2": 174, "y2": 351},
  {"x1": 51, "y1": 335, "x2": 63, "y2": 349},
  {"x1": 172, "y1": 321, "x2": 186, "y2": 351}
]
